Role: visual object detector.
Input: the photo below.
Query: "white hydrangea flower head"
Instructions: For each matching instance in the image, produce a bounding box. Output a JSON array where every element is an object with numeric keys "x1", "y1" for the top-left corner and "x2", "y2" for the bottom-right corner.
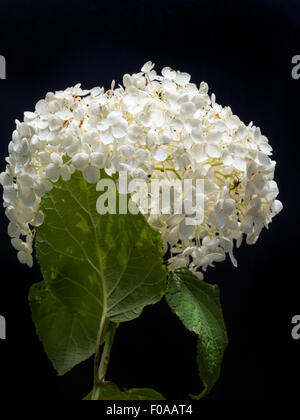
[{"x1": 0, "y1": 62, "x2": 282, "y2": 278}]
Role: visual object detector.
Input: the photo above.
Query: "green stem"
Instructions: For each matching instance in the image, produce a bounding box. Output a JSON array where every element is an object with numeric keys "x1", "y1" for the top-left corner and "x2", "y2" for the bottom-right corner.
[
  {"x1": 93, "y1": 314, "x2": 106, "y2": 387},
  {"x1": 154, "y1": 166, "x2": 182, "y2": 180},
  {"x1": 98, "y1": 322, "x2": 117, "y2": 381},
  {"x1": 91, "y1": 321, "x2": 117, "y2": 400}
]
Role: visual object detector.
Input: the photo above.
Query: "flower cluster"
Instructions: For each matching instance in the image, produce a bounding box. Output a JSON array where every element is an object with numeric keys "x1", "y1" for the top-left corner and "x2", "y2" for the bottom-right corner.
[{"x1": 0, "y1": 61, "x2": 282, "y2": 277}]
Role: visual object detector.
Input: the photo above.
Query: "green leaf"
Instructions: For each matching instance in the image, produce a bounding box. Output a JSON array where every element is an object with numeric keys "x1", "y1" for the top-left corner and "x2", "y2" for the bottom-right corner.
[
  {"x1": 165, "y1": 267, "x2": 228, "y2": 399},
  {"x1": 29, "y1": 171, "x2": 166, "y2": 375},
  {"x1": 29, "y1": 281, "x2": 99, "y2": 376},
  {"x1": 83, "y1": 382, "x2": 166, "y2": 400}
]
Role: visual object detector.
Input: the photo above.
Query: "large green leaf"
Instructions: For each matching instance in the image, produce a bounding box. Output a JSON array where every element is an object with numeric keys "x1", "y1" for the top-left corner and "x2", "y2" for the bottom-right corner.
[
  {"x1": 83, "y1": 382, "x2": 166, "y2": 400},
  {"x1": 29, "y1": 171, "x2": 166, "y2": 375},
  {"x1": 165, "y1": 268, "x2": 228, "y2": 399},
  {"x1": 29, "y1": 281, "x2": 99, "y2": 375}
]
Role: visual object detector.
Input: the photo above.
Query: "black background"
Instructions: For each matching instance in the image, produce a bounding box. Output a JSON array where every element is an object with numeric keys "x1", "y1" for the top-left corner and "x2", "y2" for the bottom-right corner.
[{"x1": 0, "y1": 0, "x2": 299, "y2": 401}]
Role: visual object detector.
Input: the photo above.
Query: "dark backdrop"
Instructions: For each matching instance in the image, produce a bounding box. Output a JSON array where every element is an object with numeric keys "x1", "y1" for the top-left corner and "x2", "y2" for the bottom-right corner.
[{"x1": 0, "y1": 0, "x2": 299, "y2": 401}]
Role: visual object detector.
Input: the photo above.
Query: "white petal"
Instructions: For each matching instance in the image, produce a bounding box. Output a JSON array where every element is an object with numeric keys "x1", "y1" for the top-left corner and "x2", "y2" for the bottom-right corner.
[
  {"x1": 90, "y1": 152, "x2": 106, "y2": 168},
  {"x1": 207, "y1": 143, "x2": 220, "y2": 158},
  {"x1": 35, "y1": 100, "x2": 48, "y2": 115},
  {"x1": 21, "y1": 188, "x2": 36, "y2": 207},
  {"x1": 112, "y1": 121, "x2": 128, "y2": 139},
  {"x1": 216, "y1": 212, "x2": 227, "y2": 229},
  {"x1": 55, "y1": 107, "x2": 73, "y2": 120},
  {"x1": 193, "y1": 94, "x2": 207, "y2": 108},
  {"x1": 229, "y1": 250, "x2": 237, "y2": 267},
  {"x1": 190, "y1": 143, "x2": 207, "y2": 163},
  {"x1": 18, "y1": 207, "x2": 34, "y2": 223},
  {"x1": 161, "y1": 67, "x2": 176, "y2": 80},
  {"x1": 107, "y1": 111, "x2": 123, "y2": 124},
  {"x1": 38, "y1": 151, "x2": 51, "y2": 165},
  {"x1": 152, "y1": 147, "x2": 167, "y2": 161},
  {"x1": 167, "y1": 214, "x2": 185, "y2": 227},
  {"x1": 209, "y1": 252, "x2": 226, "y2": 263},
  {"x1": 32, "y1": 210, "x2": 45, "y2": 227},
  {"x1": 140, "y1": 110, "x2": 164, "y2": 128},
  {"x1": 83, "y1": 129, "x2": 99, "y2": 145},
  {"x1": 214, "y1": 121, "x2": 227, "y2": 132},
  {"x1": 146, "y1": 132, "x2": 156, "y2": 148},
  {"x1": 72, "y1": 153, "x2": 89, "y2": 170},
  {"x1": 19, "y1": 174, "x2": 34, "y2": 189},
  {"x1": 24, "y1": 111, "x2": 36, "y2": 121},
  {"x1": 232, "y1": 157, "x2": 246, "y2": 172},
  {"x1": 17, "y1": 250, "x2": 29, "y2": 264},
  {"x1": 175, "y1": 71, "x2": 191, "y2": 86},
  {"x1": 34, "y1": 181, "x2": 46, "y2": 197},
  {"x1": 259, "y1": 142, "x2": 272, "y2": 155},
  {"x1": 223, "y1": 199, "x2": 235, "y2": 215},
  {"x1": 118, "y1": 145, "x2": 135, "y2": 158},
  {"x1": 123, "y1": 94, "x2": 149, "y2": 114},
  {"x1": 26, "y1": 254, "x2": 33, "y2": 268},
  {"x1": 141, "y1": 61, "x2": 155, "y2": 73},
  {"x1": 221, "y1": 150, "x2": 232, "y2": 166},
  {"x1": 44, "y1": 179, "x2": 54, "y2": 192},
  {"x1": 83, "y1": 166, "x2": 100, "y2": 184},
  {"x1": 11, "y1": 238, "x2": 23, "y2": 251},
  {"x1": 180, "y1": 102, "x2": 196, "y2": 116},
  {"x1": 206, "y1": 132, "x2": 221, "y2": 144},
  {"x1": 46, "y1": 163, "x2": 60, "y2": 182},
  {"x1": 36, "y1": 119, "x2": 49, "y2": 130},
  {"x1": 8, "y1": 222, "x2": 19, "y2": 237},
  {"x1": 271, "y1": 200, "x2": 283, "y2": 214},
  {"x1": 191, "y1": 128, "x2": 204, "y2": 143},
  {"x1": 252, "y1": 173, "x2": 265, "y2": 190},
  {"x1": 60, "y1": 165, "x2": 71, "y2": 181},
  {"x1": 162, "y1": 79, "x2": 177, "y2": 92},
  {"x1": 257, "y1": 151, "x2": 271, "y2": 166},
  {"x1": 91, "y1": 86, "x2": 102, "y2": 97},
  {"x1": 3, "y1": 186, "x2": 17, "y2": 203},
  {"x1": 100, "y1": 128, "x2": 114, "y2": 145},
  {"x1": 230, "y1": 143, "x2": 247, "y2": 157},
  {"x1": 0, "y1": 171, "x2": 10, "y2": 186},
  {"x1": 136, "y1": 149, "x2": 149, "y2": 161},
  {"x1": 51, "y1": 152, "x2": 63, "y2": 166},
  {"x1": 240, "y1": 215, "x2": 253, "y2": 234},
  {"x1": 179, "y1": 219, "x2": 195, "y2": 239}
]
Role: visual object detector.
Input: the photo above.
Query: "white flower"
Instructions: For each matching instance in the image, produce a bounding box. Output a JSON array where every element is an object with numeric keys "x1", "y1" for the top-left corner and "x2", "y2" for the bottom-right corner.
[
  {"x1": 98, "y1": 111, "x2": 128, "y2": 144},
  {"x1": 152, "y1": 147, "x2": 168, "y2": 162},
  {"x1": 0, "y1": 61, "x2": 282, "y2": 274},
  {"x1": 123, "y1": 90, "x2": 150, "y2": 115},
  {"x1": 141, "y1": 61, "x2": 155, "y2": 73},
  {"x1": 72, "y1": 153, "x2": 89, "y2": 170},
  {"x1": 83, "y1": 166, "x2": 100, "y2": 184}
]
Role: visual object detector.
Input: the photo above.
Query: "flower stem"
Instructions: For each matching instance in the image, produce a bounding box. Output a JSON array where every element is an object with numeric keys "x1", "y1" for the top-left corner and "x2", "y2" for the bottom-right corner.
[
  {"x1": 93, "y1": 314, "x2": 106, "y2": 386},
  {"x1": 154, "y1": 166, "x2": 182, "y2": 180},
  {"x1": 91, "y1": 320, "x2": 117, "y2": 400},
  {"x1": 98, "y1": 322, "x2": 117, "y2": 380}
]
